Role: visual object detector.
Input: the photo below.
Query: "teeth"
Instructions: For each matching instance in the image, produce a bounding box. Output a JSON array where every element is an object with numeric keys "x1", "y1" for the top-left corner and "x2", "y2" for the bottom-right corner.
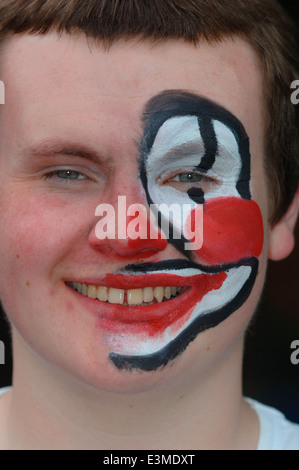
[
  {"x1": 71, "y1": 283, "x2": 182, "y2": 305},
  {"x1": 165, "y1": 286, "x2": 172, "y2": 300},
  {"x1": 87, "y1": 285, "x2": 97, "y2": 299},
  {"x1": 153, "y1": 286, "x2": 164, "y2": 303},
  {"x1": 108, "y1": 288, "x2": 124, "y2": 305},
  {"x1": 143, "y1": 287, "x2": 154, "y2": 303},
  {"x1": 171, "y1": 286, "x2": 178, "y2": 297},
  {"x1": 97, "y1": 286, "x2": 108, "y2": 302},
  {"x1": 81, "y1": 284, "x2": 87, "y2": 296},
  {"x1": 127, "y1": 288, "x2": 143, "y2": 306}
]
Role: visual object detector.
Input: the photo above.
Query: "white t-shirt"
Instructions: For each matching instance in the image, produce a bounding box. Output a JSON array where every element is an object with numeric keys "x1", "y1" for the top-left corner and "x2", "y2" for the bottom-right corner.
[
  {"x1": 245, "y1": 397, "x2": 299, "y2": 450},
  {"x1": 0, "y1": 387, "x2": 298, "y2": 449}
]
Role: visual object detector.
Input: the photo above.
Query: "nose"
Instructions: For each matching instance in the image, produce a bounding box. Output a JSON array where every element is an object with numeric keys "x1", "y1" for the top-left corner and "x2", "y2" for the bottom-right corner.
[{"x1": 89, "y1": 195, "x2": 167, "y2": 259}]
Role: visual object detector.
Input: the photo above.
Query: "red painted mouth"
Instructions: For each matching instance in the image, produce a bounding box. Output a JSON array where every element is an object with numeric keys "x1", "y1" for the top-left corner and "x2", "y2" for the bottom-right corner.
[{"x1": 67, "y1": 271, "x2": 227, "y2": 336}]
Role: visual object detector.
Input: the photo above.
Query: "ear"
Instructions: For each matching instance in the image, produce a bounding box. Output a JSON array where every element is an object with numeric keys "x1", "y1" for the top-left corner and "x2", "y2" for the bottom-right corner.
[{"x1": 268, "y1": 189, "x2": 299, "y2": 261}]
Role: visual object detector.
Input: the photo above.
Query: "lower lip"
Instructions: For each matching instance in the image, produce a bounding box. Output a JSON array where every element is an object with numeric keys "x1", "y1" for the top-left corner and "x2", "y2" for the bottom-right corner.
[{"x1": 68, "y1": 272, "x2": 227, "y2": 336}]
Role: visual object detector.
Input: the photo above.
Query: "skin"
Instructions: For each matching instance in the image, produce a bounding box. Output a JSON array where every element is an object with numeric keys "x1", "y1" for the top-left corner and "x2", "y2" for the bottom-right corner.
[{"x1": 0, "y1": 32, "x2": 297, "y2": 450}]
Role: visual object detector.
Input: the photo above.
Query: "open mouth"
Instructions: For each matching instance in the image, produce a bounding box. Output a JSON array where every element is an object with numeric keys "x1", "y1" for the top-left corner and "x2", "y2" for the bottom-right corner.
[
  {"x1": 66, "y1": 266, "x2": 228, "y2": 336},
  {"x1": 71, "y1": 282, "x2": 183, "y2": 306},
  {"x1": 66, "y1": 258, "x2": 258, "y2": 370}
]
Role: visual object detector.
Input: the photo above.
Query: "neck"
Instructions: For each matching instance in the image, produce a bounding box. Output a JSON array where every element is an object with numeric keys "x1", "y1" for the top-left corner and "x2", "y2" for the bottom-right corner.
[{"x1": 3, "y1": 332, "x2": 258, "y2": 450}]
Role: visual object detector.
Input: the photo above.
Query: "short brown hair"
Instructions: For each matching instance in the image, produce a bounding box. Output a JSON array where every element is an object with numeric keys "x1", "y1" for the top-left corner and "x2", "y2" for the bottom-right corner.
[{"x1": 0, "y1": 0, "x2": 298, "y2": 223}]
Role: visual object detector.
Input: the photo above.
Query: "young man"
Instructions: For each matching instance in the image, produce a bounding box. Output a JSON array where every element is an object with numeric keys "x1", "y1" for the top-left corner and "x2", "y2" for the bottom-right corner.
[{"x1": 0, "y1": 0, "x2": 298, "y2": 450}]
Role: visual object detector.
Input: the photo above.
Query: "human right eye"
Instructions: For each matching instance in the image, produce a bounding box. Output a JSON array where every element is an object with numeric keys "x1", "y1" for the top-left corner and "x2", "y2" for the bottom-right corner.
[{"x1": 44, "y1": 169, "x2": 90, "y2": 181}]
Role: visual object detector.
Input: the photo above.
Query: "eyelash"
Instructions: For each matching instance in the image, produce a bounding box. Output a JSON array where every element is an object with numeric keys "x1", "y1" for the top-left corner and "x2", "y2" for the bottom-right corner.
[
  {"x1": 44, "y1": 169, "x2": 91, "y2": 182},
  {"x1": 159, "y1": 170, "x2": 219, "y2": 190},
  {"x1": 169, "y1": 172, "x2": 214, "y2": 183}
]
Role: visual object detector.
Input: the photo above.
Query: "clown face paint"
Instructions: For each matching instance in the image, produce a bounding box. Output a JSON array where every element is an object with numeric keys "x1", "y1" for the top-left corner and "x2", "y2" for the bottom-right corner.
[{"x1": 106, "y1": 91, "x2": 264, "y2": 371}]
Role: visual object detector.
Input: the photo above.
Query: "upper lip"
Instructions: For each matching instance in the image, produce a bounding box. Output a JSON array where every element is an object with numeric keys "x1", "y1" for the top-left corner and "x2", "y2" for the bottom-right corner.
[
  {"x1": 65, "y1": 260, "x2": 221, "y2": 290},
  {"x1": 66, "y1": 273, "x2": 191, "y2": 290}
]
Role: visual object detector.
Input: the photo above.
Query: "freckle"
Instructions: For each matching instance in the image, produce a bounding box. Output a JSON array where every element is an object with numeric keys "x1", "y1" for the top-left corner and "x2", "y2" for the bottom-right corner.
[
  {"x1": 26, "y1": 281, "x2": 30, "y2": 287},
  {"x1": 66, "y1": 300, "x2": 74, "y2": 312}
]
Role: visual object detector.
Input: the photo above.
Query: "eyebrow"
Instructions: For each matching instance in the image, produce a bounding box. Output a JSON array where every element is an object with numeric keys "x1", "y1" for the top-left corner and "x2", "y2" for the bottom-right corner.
[
  {"x1": 161, "y1": 141, "x2": 205, "y2": 159},
  {"x1": 22, "y1": 139, "x2": 111, "y2": 167}
]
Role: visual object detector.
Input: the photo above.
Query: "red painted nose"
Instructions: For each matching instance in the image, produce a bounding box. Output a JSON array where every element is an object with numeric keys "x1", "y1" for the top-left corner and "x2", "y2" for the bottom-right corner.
[
  {"x1": 186, "y1": 196, "x2": 264, "y2": 264},
  {"x1": 89, "y1": 202, "x2": 167, "y2": 259}
]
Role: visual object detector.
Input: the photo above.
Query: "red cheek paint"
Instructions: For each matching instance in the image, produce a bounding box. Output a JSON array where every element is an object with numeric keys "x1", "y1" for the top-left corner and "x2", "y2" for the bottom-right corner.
[{"x1": 185, "y1": 197, "x2": 264, "y2": 264}]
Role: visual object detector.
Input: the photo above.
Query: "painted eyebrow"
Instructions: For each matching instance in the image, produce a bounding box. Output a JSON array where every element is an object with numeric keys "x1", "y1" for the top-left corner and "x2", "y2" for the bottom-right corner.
[
  {"x1": 143, "y1": 89, "x2": 239, "y2": 121},
  {"x1": 141, "y1": 89, "x2": 247, "y2": 148},
  {"x1": 22, "y1": 139, "x2": 111, "y2": 167}
]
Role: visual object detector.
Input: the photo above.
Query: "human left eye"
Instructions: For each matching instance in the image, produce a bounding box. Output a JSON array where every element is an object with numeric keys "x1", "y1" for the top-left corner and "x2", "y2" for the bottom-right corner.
[
  {"x1": 171, "y1": 172, "x2": 206, "y2": 183},
  {"x1": 160, "y1": 170, "x2": 219, "y2": 192}
]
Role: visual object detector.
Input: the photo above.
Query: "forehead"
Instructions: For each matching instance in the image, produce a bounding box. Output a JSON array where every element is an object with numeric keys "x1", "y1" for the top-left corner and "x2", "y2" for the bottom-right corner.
[{"x1": 0, "y1": 32, "x2": 264, "y2": 158}]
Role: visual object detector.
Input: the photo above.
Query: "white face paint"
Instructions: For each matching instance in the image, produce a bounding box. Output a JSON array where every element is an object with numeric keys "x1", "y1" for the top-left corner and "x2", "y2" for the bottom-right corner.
[
  {"x1": 144, "y1": 115, "x2": 242, "y2": 237},
  {"x1": 107, "y1": 264, "x2": 252, "y2": 357},
  {"x1": 147, "y1": 116, "x2": 242, "y2": 197},
  {"x1": 106, "y1": 92, "x2": 264, "y2": 371}
]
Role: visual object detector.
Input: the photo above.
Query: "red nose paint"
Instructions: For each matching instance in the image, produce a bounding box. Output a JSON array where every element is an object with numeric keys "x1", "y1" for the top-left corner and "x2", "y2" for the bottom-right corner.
[
  {"x1": 185, "y1": 197, "x2": 264, "y2": 264},
  {"x1": 127, "y1": 214, "x2": 167, "y2": 253}
]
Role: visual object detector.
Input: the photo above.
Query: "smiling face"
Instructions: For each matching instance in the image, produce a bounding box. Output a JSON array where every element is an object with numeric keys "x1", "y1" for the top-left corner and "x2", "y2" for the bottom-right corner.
[{"x1": 0, "y1": 33, "x2": 268, "y2": 389}]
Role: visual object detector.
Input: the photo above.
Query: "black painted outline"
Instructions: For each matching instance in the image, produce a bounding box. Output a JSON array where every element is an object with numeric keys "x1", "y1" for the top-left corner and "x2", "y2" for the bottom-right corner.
[
  {"x1": 108, "y1": 91, "x2": 257, "y2": 372},
  {"x1": 196, "y1": 116, "x2": 218, "y2": 174},
  {"x1": 140, "y1": 90, "x2": 251, "y2": 208},
  {"x1": 139, "y1": 90, "x2": 252, "y2": 258},
  {"x1": 109, "y1": 257, "x2": 258, "y2": 371}
]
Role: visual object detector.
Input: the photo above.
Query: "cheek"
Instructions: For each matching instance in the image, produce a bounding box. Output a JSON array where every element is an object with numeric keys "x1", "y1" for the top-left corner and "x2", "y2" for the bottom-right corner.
[
  {"x1": 185, "y1": 197, "x2": 264, "y2": 264},
  {"x1": 0, "y1": 195, "x2": 85, "y2": 280}
]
